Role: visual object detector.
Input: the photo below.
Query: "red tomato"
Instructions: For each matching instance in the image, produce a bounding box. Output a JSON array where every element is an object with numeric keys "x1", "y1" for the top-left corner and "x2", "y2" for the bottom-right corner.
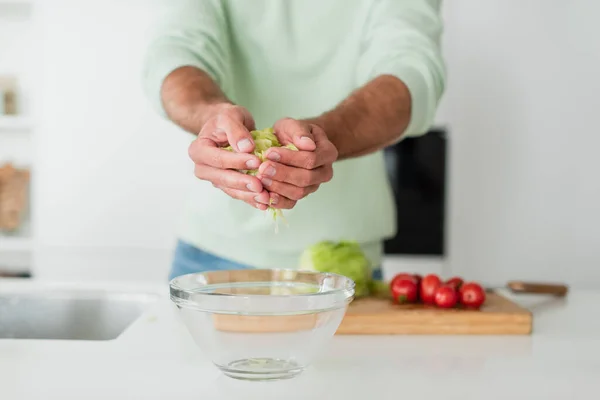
[
  {"x1": 413, "y1": 274, "x2": 423, "y2": 285},
  {"x1": 445, "y1": 277, "x2": 464, "y2": 290},
  {"x1": 389, "y1": 273, "x2": 419, "y2": 293},
  {"x1": 419, "y1": 274, "x2": 442, "y2": 304},
  {"x1": 390, "y1": 279, "x2": 418, "y2": 304},
  {"x1": 434, "y1": 285, "x2": 458, "y2": 308},
  {"x1": 460, "y1": 282, "x2": 486, "y2": 309},
  {"x1": 391, "y1": 273, "x2": 418, "y2": 284}
]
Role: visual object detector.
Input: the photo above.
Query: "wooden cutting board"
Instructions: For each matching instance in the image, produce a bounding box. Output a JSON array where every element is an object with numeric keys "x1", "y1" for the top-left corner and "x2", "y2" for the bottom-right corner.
[
  {"x1": 212, "y1": 292, "x2": 532, "y2": 336},
  {"x1": 336, "y1": 292, "x2": 532, "y2": 335}
]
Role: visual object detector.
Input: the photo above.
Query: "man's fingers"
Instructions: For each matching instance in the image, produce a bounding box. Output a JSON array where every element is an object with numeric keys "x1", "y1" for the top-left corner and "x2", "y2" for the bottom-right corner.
[
  {"x1": 189, "y1": 138, "x2": 261, "y2": 170},
  {"x1": 268, "y1": 192, "x2": 297, "y2": 210},
  {"x1": 273, "y1": 118, "x2": 316, "y2": 151},
  {"x1": 263, "y1": 144, "x2": 336, "y2": 169},
  {"x1": 264, "y1": 124, "x2": 337, "y2": 169},
  {"x1": 218, "y1": 185, "x2": 295, "y2": 211},
  {"x1": 258, "y1": 177, "x2": 319, "y2": 201},
  {"x1": 216, "y1": 115, "x2": 256, "y2": 153},
  {"x1": 309, "y1": 123, "x2": 329, "y2": 145},
  {"x1": 195, "y1": 166, "x2": 263, "y2": 193},
  {"x1": 199, "y1": 106, "x2": 256, "y2": 153},
  {"x1": 219, "y1": 187, "x2": 270, "y2": 210},
  {"x1": 256, "y1": 161, "x2": 333, "y2": 187}
]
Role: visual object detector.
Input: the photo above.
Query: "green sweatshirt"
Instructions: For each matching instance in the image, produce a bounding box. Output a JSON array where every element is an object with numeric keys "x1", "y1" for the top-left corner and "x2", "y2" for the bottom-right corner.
[{"x1": 143, "y1": 0, "x2": 445, "y2": 270}]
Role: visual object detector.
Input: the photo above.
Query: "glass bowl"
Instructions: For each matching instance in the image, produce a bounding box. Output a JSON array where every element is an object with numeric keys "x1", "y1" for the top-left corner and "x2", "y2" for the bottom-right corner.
[{"x1": 170, "y1": 269, "x2": 355, "y2": 381}]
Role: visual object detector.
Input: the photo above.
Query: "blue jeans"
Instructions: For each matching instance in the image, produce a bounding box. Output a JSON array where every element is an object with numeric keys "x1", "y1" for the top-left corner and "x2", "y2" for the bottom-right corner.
[{"x1": 169, "y1": 240, "x2": 383, "y2": 281}]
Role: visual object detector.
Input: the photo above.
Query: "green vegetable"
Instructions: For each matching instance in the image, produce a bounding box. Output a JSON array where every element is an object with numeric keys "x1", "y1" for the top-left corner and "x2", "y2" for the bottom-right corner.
[
  {"x1": 224, "y1": 127, "x2": 297, "y2": 229},
  {"x1": 369, "y1": 279, "x2": 392, "y2": 299},
  {"x1": 299, "y1": 240, "x2": 372, "y2": 297}
]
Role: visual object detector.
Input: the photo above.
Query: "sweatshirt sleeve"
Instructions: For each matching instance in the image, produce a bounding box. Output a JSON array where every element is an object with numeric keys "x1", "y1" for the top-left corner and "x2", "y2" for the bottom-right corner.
[
  {"x1": 142, "y1": 0, "x2": 231, "y2": 117},
  {"x1": 357, "y1": 0, "x2": 446, "y2": 138}
]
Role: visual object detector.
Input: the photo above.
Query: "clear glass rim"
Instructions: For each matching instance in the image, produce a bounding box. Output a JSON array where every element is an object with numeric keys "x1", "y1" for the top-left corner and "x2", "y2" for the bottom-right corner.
[{"x1": 169, "y1": 269, "x2": 356, "y2": 314}]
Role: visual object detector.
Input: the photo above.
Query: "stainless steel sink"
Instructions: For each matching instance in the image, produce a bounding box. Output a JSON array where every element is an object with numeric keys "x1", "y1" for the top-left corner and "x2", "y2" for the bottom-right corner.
[{"x1": 0, "y1": 289, "x2": 159, "y2": 340}]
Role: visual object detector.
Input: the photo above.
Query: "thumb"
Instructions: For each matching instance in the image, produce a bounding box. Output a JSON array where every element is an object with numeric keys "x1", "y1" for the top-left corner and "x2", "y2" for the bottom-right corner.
[
  {"x1": 226, "y1": 122, "x2": 255, "y2": 153},
  {"x1": 274, "y1": 118, "x2": 317, "y2": 151},
  {"x1": 217, "y1": 106, "x2": 256, "y2": 153},
  {"x1": 216, "y1": 114, "x2": 255, "y2": 153}
]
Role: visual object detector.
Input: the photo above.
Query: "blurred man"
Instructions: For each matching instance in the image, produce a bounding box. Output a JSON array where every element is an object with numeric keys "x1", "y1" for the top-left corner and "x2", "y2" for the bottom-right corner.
[{"x1": 143, "y1": 0, "x2": 446, "y2": 280}]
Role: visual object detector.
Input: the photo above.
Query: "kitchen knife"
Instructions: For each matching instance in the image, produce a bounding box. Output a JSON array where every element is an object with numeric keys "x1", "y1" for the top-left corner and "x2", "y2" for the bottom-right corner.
[{"x1": 487, "y1": 281, "x2": 568, "y2": 297}]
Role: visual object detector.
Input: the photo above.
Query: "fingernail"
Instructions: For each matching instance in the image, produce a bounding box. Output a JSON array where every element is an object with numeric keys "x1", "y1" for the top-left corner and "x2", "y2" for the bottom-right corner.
[
  {"x1": 237, "y1": 139, "x2": 252, "y2": 152},
  {"x1": 246, "y1": 159, "x2": 259, "y2": 169},
  {"x1": 261, "y1": 178, "x2": 272, "y2": 187},
  {"x1": 270, "y1": 194, "x2": 279, "y2": 205},
  {"x1": 300, "y1": 136, "x2": 314, "y2": 143},
  {"x1": 246, "y1": 183, "x2": 260, "y2": 193},
  {"x1": 267, "y1": 152, "x2": 280, "y2": 161},
  {"x1": 254, "y1": 195, "x2": 267, "y2": 204},
  {"x1": 264, "y1": 166, "x2": 276, "y2": 177}
]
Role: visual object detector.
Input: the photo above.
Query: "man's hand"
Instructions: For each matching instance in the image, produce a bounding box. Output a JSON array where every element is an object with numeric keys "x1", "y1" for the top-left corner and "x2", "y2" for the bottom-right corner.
[
  {"x1": 188, "y1": 104, "x2": 271, "y2": 210},
  {"x1": 256, "y1": 118, "x2": 338, "y2": 209}
]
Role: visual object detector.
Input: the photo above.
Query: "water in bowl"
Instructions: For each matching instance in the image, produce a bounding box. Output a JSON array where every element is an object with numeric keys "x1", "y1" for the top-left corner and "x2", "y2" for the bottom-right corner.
[{"x1": 176, "y1": 280, "x2": 348, "y2": 380}]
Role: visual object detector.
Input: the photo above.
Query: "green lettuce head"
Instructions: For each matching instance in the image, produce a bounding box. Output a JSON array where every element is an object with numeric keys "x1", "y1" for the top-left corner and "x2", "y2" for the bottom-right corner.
[
  {"x1": 299, "y1": 240, "x2": 371, "y2": 297},
  {"x1": 224, "y1": 127, "x2": 297, "y2": 229}
]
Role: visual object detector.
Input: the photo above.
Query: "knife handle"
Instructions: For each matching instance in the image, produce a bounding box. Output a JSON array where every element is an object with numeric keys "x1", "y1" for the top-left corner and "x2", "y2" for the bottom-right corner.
[{"x1": 507, "y1": 281, "x2": 569, "y2": 296}]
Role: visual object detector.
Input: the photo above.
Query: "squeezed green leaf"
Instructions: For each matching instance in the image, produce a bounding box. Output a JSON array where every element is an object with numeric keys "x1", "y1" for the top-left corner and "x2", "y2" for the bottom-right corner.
[{"x1": 224, "y1": 127, "x2": 298, "y2": 230}]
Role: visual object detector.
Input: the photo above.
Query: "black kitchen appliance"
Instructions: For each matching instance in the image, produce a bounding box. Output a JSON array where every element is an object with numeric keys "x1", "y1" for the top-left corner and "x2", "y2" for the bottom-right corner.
[{"x1": 383, "y1": 127, "x2": 447, "y2": 256}]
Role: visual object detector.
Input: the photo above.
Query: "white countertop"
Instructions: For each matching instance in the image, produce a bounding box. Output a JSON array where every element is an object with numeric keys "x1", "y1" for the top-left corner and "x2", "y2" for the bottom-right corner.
[{"x1": 1, "y1": 280, "x2": 599, "y2": 400}]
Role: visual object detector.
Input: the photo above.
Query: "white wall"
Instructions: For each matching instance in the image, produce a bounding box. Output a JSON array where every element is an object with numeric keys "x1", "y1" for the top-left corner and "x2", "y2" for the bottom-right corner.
[
  {"x1": 438, "y1": 0, "x2": 600, "y2": 288},
  {"x1": 33, "y1": 0, "x2": 194, "y2": 281},
  {"x1": 31, "y1": 0, "x2": 600, "y2": 286}
]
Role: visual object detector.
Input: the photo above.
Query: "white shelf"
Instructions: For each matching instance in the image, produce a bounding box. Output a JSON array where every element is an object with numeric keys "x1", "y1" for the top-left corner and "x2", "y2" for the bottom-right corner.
[
  {"x1": 0, "y1": 0, "x2": 32, "y2": 5},
  {"x1": 0, "y1": 116, "x2": 33, "y2": 131},
  {"x1": 0, "y1": 235, "x2": 31, "y2": 251}
]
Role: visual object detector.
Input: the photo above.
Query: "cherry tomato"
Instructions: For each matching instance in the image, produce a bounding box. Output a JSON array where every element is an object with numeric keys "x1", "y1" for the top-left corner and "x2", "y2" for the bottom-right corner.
[
  {"x1": 420, "y1": 274, "x2": 442, "y2": 304},
  {"x1": 434, "y1": 285, "x2": 458, "y2": 308},
  {"x1": 413, "y1": 274, "x2": 423, "y2": 285},
  {"x1": 391, "y1": 273, "x2": 418, "y2": 284},
  {"x1": 390, "y1": 278, "x2": 418, "y2": 304},
  {"x1": 389, "y1": 273, "x2": 419, "y2": 293},
  {"x1": 445, "y1": 277, "x2": 464, "y2": 291},
  {"x1": 460, "y1": 282, "x2": 486, "y2": 309}
]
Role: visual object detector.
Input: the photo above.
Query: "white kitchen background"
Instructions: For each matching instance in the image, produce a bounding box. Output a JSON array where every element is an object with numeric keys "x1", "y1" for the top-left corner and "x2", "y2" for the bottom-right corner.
[{"x1": 0, "y1": 0, "x2": 598, "y2": 287}]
